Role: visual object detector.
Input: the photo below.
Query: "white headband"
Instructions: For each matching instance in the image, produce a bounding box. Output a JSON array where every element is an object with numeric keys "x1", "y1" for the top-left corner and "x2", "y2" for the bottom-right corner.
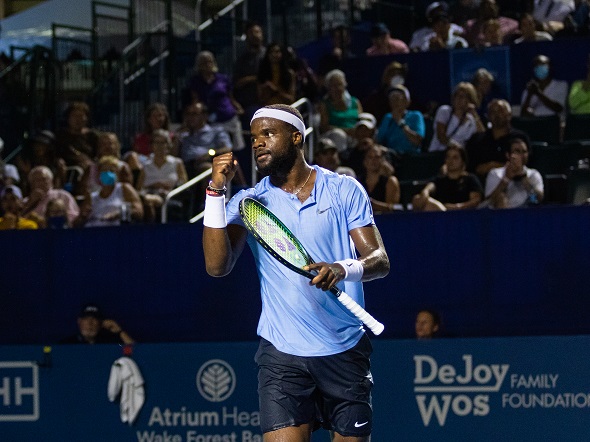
[{"x1": 251, "y1": 108, "x2": 306, "y2": 142}]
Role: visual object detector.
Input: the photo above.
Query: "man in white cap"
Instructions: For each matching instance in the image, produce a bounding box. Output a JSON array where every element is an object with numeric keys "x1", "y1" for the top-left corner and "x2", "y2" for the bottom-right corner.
[{"x1": 202, "y1": 104, "x2": 390, "y2": 442}]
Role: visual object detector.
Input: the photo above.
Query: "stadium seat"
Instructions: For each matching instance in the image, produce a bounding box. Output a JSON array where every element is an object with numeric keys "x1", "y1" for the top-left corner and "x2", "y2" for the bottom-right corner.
[
  {"x1": 529, "y1": 143, "x2": 580, "y2": 176},
  {"x1": 567, "y1": 168, "x2": 590, "y2": 205},
  {"x1": 511, "y1": 115, "x2": 561, "y2": 144},
  {"x1": 396, "y1": 151, "x2": 444, "y2": 181},
  {"x1": 563, "y1": 113, "x2": 590, "y2": 142},
  {"x1": 399, "y1": 179, "x2": 428, "y2": 209}
]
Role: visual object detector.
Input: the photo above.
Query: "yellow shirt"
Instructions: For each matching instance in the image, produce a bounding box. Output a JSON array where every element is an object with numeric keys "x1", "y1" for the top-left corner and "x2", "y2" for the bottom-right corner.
[
  {"x1": 0, "y1": 217, "x2": 38, "y2": 230},
  {"x1": 568, "y1": 80, "x2": 590, "y2": 114}
]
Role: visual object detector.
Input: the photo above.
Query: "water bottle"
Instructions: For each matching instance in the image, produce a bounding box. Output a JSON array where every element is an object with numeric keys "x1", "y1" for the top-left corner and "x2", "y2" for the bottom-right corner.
[
  {"x1": 120, "y1": 202, "x2": 132, "y2": 223},
  {"x1": 527, "y1": 190, "x2": 538, "y2": 206}
]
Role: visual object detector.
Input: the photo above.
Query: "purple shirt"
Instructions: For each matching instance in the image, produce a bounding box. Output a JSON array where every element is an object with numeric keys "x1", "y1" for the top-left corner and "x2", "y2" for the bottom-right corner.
[{"x1": 188, "y1": 72, "x2": 236, "y2": 123}]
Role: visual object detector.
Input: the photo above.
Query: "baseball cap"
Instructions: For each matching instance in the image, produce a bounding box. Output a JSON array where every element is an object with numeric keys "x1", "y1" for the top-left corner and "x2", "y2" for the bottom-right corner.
[
  {"x1": 426, "y1": 1, "x2": 449, "y2": 20},
  {"x1": 0, "y1": 184, "x2": 23, "y2": 200},
  {"x1": 388, "y1": 84, "x2": 411, "y2": 102},
  {"x1": 78, "y1": 303, "x2": 103, "y2": 319},
  {"x1": 371, "y1": 22, "x2": 390, "y2": 38},
  {"x1": 315, "y1": 138, "x2": 338, "y2": 155},
  {"x1": 355, "y1": 112, "x2": 378, "y2": 130},
  {"x1": 31, "y1": 130, "x2": 55, "y2": 146}
]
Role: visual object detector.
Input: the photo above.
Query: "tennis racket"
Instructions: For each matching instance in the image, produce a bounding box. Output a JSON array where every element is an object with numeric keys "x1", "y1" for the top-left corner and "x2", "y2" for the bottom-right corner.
[{"x1": 239, "y1": 196, "x2": 384, "y2": 335}]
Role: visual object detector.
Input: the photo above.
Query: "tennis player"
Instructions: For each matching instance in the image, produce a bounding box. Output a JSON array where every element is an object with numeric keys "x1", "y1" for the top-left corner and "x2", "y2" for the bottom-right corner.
[{"x1": 202, "y1": 104, "x2": 390, "y2": 442}]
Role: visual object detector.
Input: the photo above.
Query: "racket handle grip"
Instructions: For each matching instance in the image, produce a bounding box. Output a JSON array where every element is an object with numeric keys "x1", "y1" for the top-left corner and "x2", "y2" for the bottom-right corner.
[{"x1": 335, "y1": 290, "x2": 385, "y2": 335}]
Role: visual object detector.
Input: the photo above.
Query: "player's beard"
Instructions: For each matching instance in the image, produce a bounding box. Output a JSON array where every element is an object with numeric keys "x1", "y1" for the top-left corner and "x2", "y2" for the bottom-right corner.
[{"x1": 256, "y1": 144, "x2": 298, "y2": 178}]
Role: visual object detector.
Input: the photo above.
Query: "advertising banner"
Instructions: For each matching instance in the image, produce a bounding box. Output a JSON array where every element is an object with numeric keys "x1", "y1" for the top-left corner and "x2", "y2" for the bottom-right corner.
[{"x1": 1, "y1": 336, "x2": 589, "y2": 441}]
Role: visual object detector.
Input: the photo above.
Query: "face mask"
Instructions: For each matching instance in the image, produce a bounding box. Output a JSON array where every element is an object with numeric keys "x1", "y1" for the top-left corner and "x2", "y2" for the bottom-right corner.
[
  {"x1": 48, "y1": 216, "x2": 67, "y2": 229},
  {"x1": 99, "y1": 170, "x2": 117, "y2": 186},
  {"x1": 389, "y1": 75, "x2": 405, "y2": 88},
  {"x1": 534, "y1": 65, "x2": 549, "y2": 81}
]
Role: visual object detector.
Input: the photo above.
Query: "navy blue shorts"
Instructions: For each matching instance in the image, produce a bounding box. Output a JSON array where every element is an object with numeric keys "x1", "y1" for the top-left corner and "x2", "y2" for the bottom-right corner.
[{"x1": 254, "y1": 334, "x2": 373, "y2": 437}]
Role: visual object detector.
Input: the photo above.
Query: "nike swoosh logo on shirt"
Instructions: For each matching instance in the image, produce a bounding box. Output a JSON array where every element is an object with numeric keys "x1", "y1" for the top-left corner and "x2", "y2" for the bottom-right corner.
[
  {"x1": 354, "y1": 421, "x2": 369, "y2": 428},
  {"x1": 317, "y1": 206, "x2": 331, "y2": 214}
]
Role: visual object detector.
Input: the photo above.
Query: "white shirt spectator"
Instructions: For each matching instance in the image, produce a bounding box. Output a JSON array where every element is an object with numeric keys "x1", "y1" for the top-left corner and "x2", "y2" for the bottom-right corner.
[
  {"x1": 520, "y1": 79, "x2": 569, "y2": 116},
  {"x1": 484, "y1": 166, "x2": 544, "y2": 208},
  {"x1": 533, "y1": 0, "x2": 575, "y2": 24},
  {"x1": 428, "y1": 105, "x2": 478, "y2": 152}
]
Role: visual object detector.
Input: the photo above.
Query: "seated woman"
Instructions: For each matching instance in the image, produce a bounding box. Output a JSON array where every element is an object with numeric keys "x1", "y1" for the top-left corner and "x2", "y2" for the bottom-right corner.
[
  {"x1": 14, "y1": 130, "x2": 66, "y2": 195},
  {"x1": 127, "y1": 103, "x2": 177, "y2": 187},
  {"x1": 79, "y1": 156, "x2": 143, "y2": 227},
  {"x1": 428, "y1": 82, "x2": 485, "y2": 152},
  {"x1": 256, "y1": 42, "x2": 296, "y2": 106},
  {"x1": 88, "y1": 131, "x2": 133, "y2": 193},
  {"x1": 187, "y1": 51, "x2": 245, "y2": 151},
  {"x1": 358, "y1": 144, "x2": 400, "y2": 214},
  {"x1": 136, "y1": 129, "x2": 188, "y2": 223},
  {"x1": 318, "y1": 69, "x2": 363, "y2": 139},
  {"x1": 412, "y1": 145, "x2": 483, "y2": 211},
  {"x1": 376, "y1": 85, "x2": 425, "y2": 156}
]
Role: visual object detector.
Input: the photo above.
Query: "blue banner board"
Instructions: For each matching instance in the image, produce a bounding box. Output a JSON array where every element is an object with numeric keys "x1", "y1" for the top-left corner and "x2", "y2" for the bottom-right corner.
[{"x1": 2, "y1": 336, "x2": 589, "y2": 441}]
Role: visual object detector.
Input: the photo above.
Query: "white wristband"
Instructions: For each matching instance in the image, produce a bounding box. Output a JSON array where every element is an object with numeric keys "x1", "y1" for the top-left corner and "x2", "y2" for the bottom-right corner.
[
  {"x1": 335, "y1": 259, "x2": 364, "y2": 282},
  {"x1": 203, "y1": 194, "x2": 227, "y2": 228}
]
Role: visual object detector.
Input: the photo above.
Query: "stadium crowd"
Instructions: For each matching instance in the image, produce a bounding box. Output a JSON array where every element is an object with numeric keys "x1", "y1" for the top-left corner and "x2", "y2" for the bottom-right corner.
[{"x1": 1, "y1": 0, "x2": 590, "y2": 229}]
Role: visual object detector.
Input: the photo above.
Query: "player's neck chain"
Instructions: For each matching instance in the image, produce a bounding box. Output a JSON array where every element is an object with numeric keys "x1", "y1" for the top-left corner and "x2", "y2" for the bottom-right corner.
[{"x1": 287, "y1": 167, "x2": 313, "y2": 196}]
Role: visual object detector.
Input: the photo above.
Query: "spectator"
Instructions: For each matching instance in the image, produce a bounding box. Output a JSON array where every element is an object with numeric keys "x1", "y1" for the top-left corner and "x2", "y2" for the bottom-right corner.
[
  {"x1": 286, "y1": 46, "x2": 321, "y2": 104},
  {"x1": 233, "y1": 20, "x2": 266, "y2": 121},
  {"x1": 422, "y1": 11, "x2": 470, "y2": 51},
  {"x1": 532, "y1": 0, "x2": 575, "y2": 34},
  {"x1": 568, "y1": 54, "x2": 590, "y2": 114},
  {"x1": 14, "y1": 130, "x2": 66, "y2": 194},
  {"x1": 130, "y1": 102, "x2": 176, "y2": 160},
  {"x1": 89, "y1": 131, "x2": 133, "y2": 193},
  {"x1": 317, "y1": 24, "x2": 355, "y2": 81},
  {"x1": 377, "y1": 85, "x2": 425, "y2": 156},
  {"x1": 21, "y1": 165, "x2": 80, "y2": 228},
  {"x1": 481, "y1": 18, "x2": 504, "y2": 46},
  {"x1": 366, "y1": 22, "x2": 410, "y2": 56},
  {"x1": 428, "y1": 82, "x2": 485, "y2": 152},
  {"x1": 1, "y1": 138, "x2": 20, "y2": 189},
  {"x1": 471, "y1": 68, "x2": 496, "y2": 121},
  {"x1": 513, "y1": 13, "x2": 554, "y2": 43},
  {"x1": 185, "y1": 51, "x2": 245, "y2": 151},
  {"x1": 345, "y1": 114, "x2": 390, "y2": 177},
  {"x1": 0, "y1": 185, "x2": 37, "y2": 230},
  {"x1": 415, "y1": 309, "x2": 440, "y2": 339},
  {"x1": 358, "y1": 144, "x2": 401, "y2": 213},
  {"x1": 136, "y1": 129, "x2": 188, "y2": 223},
  {"x1": 412, "y1": 145, "x2": 483, "y2": 211},
  {"x1": 313, "y1": 138, "x2": 356, "y2": 178},
  {"x1": 362, "y1": 61, "x2": 409, "y2": 123},
  {"x1": 449, "y1": 0, "x2": 478, "y2": 28},
  {"x1": 463, "y1": 0, "x2": 519, "y2": 47},
  {"x1": 318, "y1": 69, "x2": 363, "y2": 137},
  {"x1": 257, "y1": 42, "x2": 296, "y2": 106},
  {"x1": 54, "y1": 101, "x2": 97, "y2": 195},
  {"x1": 45, "y1": 197, "x2": 70, "y2": 229},
  {"x1": 559, "y1": 0, "x2": 590, "y2": 37},
  {"x1": 410, "y1": 2, "x2": 465, "y2": 51},
  {"x1": 79, "y1": 156, "x2": 143, "y2": 227},
  {"x1": 482, "y1": 136, "x2": 544, "y2": 208},
  {"x1": 520, "y1": 54, "x2": 569, "y2": 117},
  {"x1": 61, "y1": 303, "x2": 134, "y2": 345},
  {"x1": 177, "y1": 102, "x2": 233, "y2": 180},
  {"x1": 466, "y1": 99, "x2": 530, "y2": 183}
]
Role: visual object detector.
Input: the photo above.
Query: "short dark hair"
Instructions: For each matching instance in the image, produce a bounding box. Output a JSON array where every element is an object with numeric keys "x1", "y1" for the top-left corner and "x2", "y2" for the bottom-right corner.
[
  {"x1": 418, "y1": 309, "x2": 441, "y2": 327},
  {"x1": 508, "y1": 134, "x2": 530, "y2": 152}
]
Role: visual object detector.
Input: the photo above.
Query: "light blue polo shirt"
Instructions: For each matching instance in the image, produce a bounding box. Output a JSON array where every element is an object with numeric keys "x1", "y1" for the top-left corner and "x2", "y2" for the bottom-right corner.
[{"x1": 225, "y1": 166, "x2": 375, "y2": 357}]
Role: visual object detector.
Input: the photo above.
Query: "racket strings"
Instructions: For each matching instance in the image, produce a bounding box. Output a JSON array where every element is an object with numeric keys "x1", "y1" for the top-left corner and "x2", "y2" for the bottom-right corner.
[{"x1": 242, "y1": 200, "x2": 309, "y2": 268}]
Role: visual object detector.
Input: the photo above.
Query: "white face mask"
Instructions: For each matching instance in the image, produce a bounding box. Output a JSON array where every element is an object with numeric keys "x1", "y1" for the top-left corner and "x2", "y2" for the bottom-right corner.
[{"x1": 390, "y1": 75, "x2": 405, "y2": 88}]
